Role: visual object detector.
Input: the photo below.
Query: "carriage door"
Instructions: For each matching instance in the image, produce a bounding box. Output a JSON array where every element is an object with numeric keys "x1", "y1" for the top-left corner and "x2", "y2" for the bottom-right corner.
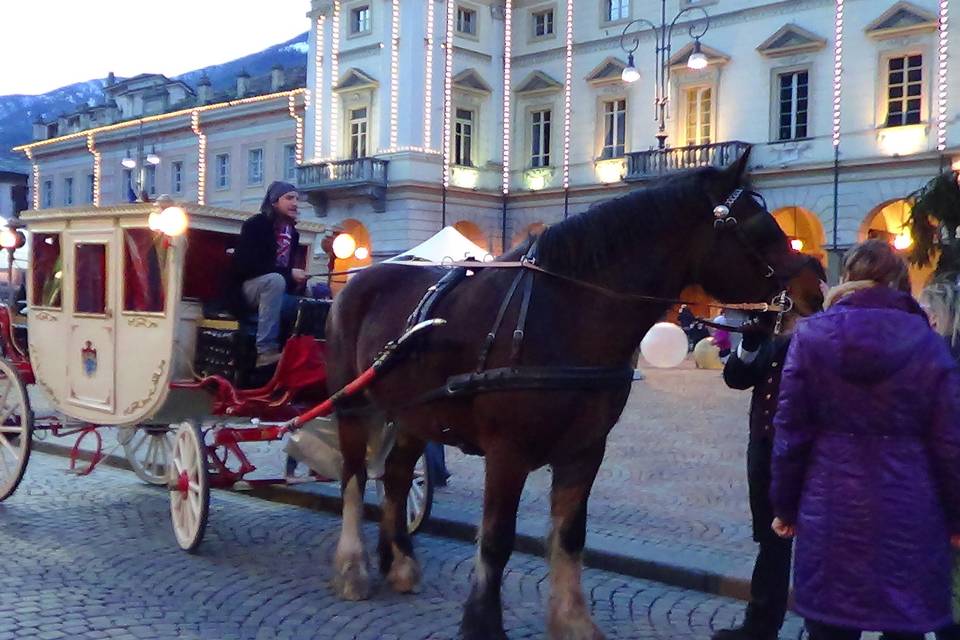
[{"x1": 65, "y1": 231, "x2": 117, "y2": 414}]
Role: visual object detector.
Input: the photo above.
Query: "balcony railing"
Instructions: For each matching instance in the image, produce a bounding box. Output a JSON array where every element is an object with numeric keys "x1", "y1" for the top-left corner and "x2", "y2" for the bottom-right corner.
[
  {"x1": 625, "y1": 141, "x2": 750, "y2": 181},
  {"x1": 297, "y1": 157, "x2": 389, "y2": 190},
  {"x1": 297, "y1": 157, "x2": 389, "y2": 214}
]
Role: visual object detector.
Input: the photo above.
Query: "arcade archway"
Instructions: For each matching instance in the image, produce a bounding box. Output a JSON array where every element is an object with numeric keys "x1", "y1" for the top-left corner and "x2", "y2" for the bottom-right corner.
[
  {"x1": 510, "y1": 222, "x2": 546, "y2": 249},
  {"x1": 860, "y1": 199, "x2": 934, "y2": 295},
  {"x1": 329, "y1": 219, "x2": 373, "y2": 294},
  {"x1": 453, "y1": 221, "x2": 489, "y2": 251},
  {"x1": 771, "y1": 206, "x2": 826, "y2": 265}
]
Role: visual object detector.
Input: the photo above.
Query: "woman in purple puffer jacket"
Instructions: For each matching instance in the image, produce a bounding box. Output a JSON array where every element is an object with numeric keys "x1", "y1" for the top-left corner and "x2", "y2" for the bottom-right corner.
[{"x1": 770, "y1": 240, "x2": 960, "y2": 640}]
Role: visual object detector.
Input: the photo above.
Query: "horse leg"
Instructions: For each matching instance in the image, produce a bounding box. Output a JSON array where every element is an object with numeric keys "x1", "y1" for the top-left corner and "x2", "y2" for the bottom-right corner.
[
  {"x1": 377, "y1": 433, "x2": 424, "y2": 593},
  {"x1": 547, "y1": 441, "x2": 607, "y2": 640},
  {"x1": 460, "y1": 453, "x2": 529, "y2": 640},
  {"x1": 332, "y1": 414, "x2": 371, "y2": 601}
]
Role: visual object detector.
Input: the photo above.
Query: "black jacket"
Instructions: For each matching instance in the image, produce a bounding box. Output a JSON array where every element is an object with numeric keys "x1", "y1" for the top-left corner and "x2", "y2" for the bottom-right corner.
[
  {"x1": 231, "y1": 212, "x2": 301, "y2": 294},
  {"x1": 722, "y1": 334, "x2": 792, "y2": 441}
]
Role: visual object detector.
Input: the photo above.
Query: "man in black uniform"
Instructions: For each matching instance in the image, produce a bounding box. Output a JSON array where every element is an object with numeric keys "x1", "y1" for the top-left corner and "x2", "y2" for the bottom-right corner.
[{"x1": 712, "y1": 257, "x2": 827, "y2": 640}]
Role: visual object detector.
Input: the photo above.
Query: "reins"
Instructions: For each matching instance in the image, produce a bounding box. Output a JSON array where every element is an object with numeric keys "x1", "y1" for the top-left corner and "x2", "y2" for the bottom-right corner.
[{"x1": 307, "y1": 259, "x2": 787, "y2": 314}]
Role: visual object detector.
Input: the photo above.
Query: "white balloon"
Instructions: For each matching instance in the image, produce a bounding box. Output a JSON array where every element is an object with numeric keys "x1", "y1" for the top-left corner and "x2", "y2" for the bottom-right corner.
[{"x1": 640, "y1": 322, "x2": 689, "y2": 368}]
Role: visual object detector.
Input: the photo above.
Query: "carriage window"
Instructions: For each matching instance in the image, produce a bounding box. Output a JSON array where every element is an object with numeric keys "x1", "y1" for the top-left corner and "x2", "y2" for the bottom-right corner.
[
  {"x1": 75, "y1": 243, "x2": 107, "y2": 314},
  {"x1": 31, "y1": 233, "x2": 62, "y2": 308},
  {"x1": 123, "y1": 229, "x2": 166, "y2": 313}
]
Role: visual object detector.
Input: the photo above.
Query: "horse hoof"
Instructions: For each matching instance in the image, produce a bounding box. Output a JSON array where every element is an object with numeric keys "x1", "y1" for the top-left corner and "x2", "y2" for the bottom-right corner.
[
  {"x1": 332, "y1": 561, "x2": 371, "y2": 601},
  {"x1": 386, "y1": 553, "x2": 421, "y2": 593}
]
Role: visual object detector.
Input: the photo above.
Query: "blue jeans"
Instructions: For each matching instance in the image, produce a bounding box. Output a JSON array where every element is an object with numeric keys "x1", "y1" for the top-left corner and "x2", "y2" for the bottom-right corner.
[{"x1": 241, "y1": 273, "x2": 299, "y2": 354}]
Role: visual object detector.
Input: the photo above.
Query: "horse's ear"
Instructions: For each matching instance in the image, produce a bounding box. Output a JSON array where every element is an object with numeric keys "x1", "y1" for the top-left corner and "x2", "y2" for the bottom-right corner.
[{"x1": 722, "y1": 146, "x2": 752, "y2": 187}]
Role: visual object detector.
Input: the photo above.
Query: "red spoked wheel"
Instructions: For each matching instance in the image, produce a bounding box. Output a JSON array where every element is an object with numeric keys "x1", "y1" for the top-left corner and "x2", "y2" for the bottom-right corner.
[
  {"x1": 168, "y1": 420, "x2": 210, "y2": 553},
  {"x1": 0, "y1": 357, "x2": 32, "y2": 501}
]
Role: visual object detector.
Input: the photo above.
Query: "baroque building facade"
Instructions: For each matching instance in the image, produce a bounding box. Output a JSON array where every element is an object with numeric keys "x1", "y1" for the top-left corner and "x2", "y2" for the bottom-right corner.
[{"x1": 299, "y1": 0, "x2": 960, "y2": 286}]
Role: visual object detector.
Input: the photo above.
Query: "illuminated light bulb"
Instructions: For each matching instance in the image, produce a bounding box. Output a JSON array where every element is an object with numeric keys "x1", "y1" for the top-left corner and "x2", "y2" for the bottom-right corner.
[
  {"x1": 0, "y1": 227, "x2": 17, "y2": 250},
  {"x1": 621, "y1": 65, "x2": 641, "y2": 83},
  {"x1": 893, "y1": 232, "x2": 913, "y2": 251},
  {"x1": 121, "y1": 156, "x2": 137, "y2": 169},
  {"x1": 332, "y1": 233, "x2": 357, "y2": 259},
  {"x1": 687, "y1": 40, "x2": 708, "y2": 71},
  {"x1": 790, "y1": 238, "x2": 805, "y2": 252},
  {"x1": 354, "y1": 246, "x2": 369, "y2": 260},
  {"x1": 146, "y1": 153, "x2": 160, "y2": 165},
  {"x1": 54, "y1": 271, "x2": 62, "y2": 280},
  {"x1": 148, "y1": 211, "x2": 161, "y2": 231},
  {"x1": 158, "y1": 207, "x2": 189, "y2": 237}
]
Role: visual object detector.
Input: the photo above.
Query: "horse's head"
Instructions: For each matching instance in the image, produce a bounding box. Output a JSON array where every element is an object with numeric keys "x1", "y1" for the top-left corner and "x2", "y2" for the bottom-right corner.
[{"x1": 691, "y1": 149, "x2": 800, "y2": 305}]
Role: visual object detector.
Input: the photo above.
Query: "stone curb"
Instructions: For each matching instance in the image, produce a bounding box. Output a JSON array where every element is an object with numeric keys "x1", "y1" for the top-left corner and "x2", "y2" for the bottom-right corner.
[{"x1": 32, "y1": 441, "x2": 751, "y2": 602}]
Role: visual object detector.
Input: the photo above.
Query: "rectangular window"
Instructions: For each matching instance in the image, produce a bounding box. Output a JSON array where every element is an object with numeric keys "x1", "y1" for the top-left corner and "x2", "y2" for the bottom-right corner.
[
  {"x1": 42, "y1": 180, "x2": 53, "y2": 208},
  {"x1": 247, "y1": 148, "x2": 264, "y2": 185},
  {"x1": 533, "y1": 9, "x2": 554, "y2": 37},
  {"x1": 283, "y1": 144, "x2": 298, "y2": 181},
  {"x1": 349, "y1": 108, "x2": 368, "y2": 159},
  {"x1": 605, "y1": 0, "x2": 629, "y2": 22},
  {"x1": 531, "y1": 109, "x2": 552, "y2": 167},
  {"x1": 456, "y1": 6, "x2": 477, "y2": 35},
  {"x1": 216, "y1": 153, "x2": 230, "y2": 189},
  {"x1": 351, "y1": 5, "x2": 371, "y2": 34},
  {"x1": 777, "y1": 70, "x2": 809, "y2": 141},
  {"x1": 171, "y1": 161, "x2": 183, "y2": 194},
  {"x1": 685, "y1": 87, "x2": 712, "y2": 145},
  {"x1": 145, "y1": 165, "x2": 157, "y2": 197},
  {"x1": 601, "y1": 99, "x2": 626, "y2": 159},
  {"x1": 86, "y1": 174, "x2": 95, "y2": 203},
  {"x1": 123, "y1": 228, "x2": 165, "y2": 313},
  {"x1": 31, "y1": 233, "x2": 61, "y2": 308},
  {"x1": 886, "y1": 54, "x2": 923, "y2": 127},
  {"x1": 454, "y1": 108, "x2": 474, "y2": 166},
  {"x1": 63, "y1": 177, "x2": 74, "y2": 206},
  {"x1": 75, "y1": 243, "x2": 107, "y2": 315}
]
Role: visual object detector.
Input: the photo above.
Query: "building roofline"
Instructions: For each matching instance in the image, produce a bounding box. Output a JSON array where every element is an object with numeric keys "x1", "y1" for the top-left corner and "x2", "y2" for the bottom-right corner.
[{"x1": 12, "y1": 88, "x2": 306, "y2": 153}]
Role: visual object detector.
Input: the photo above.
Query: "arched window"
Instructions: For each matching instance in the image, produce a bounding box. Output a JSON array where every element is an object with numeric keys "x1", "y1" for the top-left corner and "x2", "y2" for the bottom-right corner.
[
  {"x1": 860, "y1": 199, "x2": 934, "y2": 294},
  {"x1": 771, "y1": 206, "x2": 826, "y2": 265}
]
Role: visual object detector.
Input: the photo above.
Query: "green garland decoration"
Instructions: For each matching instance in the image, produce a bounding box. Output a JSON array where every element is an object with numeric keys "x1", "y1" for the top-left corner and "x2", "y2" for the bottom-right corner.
[{"x1": 907, "y1": 170, "x2": 960, "y2": 273}]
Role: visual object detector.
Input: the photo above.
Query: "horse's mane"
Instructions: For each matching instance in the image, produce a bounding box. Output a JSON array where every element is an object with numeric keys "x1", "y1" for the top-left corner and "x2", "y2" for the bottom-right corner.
[{"x1": 528, "y1": 167, "x2": 722, "y2": 277}]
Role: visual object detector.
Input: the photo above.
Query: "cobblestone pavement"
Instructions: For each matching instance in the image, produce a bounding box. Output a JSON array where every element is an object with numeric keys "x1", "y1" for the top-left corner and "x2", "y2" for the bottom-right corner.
[{"x1": 2, "y1": 452, "x2": 808, "y2": 640}]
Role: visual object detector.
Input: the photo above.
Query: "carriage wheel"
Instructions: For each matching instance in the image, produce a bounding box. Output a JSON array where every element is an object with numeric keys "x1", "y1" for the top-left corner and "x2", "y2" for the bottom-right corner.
[
  {"x1": 119, "y1": 425, "x2": 173, "y2": 485},
  {"x1": 169, "y1": 421, "x2": 210, "y2": 553},
  {"x1": 0, "y1": 358, "x2": 32, "y2": 501},
  {"x1": 375, "y1": 452, "x2": 433, "y2": 535}
]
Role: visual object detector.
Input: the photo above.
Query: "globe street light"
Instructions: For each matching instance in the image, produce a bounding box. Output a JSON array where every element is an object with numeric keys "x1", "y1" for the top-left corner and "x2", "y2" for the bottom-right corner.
[
  {"x1": 619, "y1": 0, "x2": 711, "y2": 149},
  {"x1": 119, "y1": 122, "x2": 160, "y2": 202}
]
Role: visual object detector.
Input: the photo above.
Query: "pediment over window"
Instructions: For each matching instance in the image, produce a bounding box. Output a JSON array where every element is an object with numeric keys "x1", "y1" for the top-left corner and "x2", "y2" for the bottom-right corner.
[
  {"x1": 334, "y1": 68, "x2": 378, "y2": 92},
  {"x1": 757, "y1": 24, "x2": 828, "y2": 57},
  {"x1": 585, "y1": 57, "x2": 627, "y2": 86},
  {"x1": 515, "y1": 71, "x2": 563, "y2": 96},
  {"x1": 668, "y1": 42, "x2": 730, "y2": 68},
  {"x1": 453, "y1": 69, "x2": 492, "y2": 95},
  {"x1": 865, "y1": 1, "x2": 938, "y2": 39}
]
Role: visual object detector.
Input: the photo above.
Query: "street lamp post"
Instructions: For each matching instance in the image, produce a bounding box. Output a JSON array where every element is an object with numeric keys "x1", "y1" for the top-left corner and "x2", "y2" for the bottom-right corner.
[
  {"x1": 619, "y1": 0, "x2": 711, "y2": 150},
  {"x1": 120, "y1": 122, "x2": 161, "y2": 202}
]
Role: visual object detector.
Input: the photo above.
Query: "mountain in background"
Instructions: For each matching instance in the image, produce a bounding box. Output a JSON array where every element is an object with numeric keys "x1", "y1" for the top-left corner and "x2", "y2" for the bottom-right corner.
[{"x1": 0, "y1": 32, "x2": 309, "y2": 168}]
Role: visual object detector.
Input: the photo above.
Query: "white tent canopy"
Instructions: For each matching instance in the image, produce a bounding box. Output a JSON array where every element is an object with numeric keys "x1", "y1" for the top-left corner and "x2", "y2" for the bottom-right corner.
[{"x1": 385, "y1": 226, "x2": 493, "y2": 263}]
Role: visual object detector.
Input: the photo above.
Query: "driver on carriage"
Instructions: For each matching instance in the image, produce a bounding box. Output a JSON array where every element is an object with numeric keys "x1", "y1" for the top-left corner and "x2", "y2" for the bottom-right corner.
[{"x1": 231, "y1": 181, "x2": 308, "y2": 368}]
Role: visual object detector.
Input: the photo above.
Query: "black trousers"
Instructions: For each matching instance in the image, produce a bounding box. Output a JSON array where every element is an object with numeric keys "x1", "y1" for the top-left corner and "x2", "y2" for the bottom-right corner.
[
  {"x1": 744, "y1": 436, "x2": 793, "y2": 634},
  {"x1": 806, "y1": 620, "x2": 923, "y2": 640}
]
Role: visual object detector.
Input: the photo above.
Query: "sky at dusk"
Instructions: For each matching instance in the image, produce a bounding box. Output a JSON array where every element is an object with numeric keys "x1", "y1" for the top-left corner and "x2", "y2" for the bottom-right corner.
[{"x1": 0, "y1": 0, "x2": 311, "y2": 95}]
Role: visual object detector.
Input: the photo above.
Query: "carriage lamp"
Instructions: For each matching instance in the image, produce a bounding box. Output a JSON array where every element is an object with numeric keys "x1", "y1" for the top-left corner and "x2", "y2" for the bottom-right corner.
[
  {"x1": 0, "y1": 227, "x2": 25, "y2": 251},
  {"x1": 790, "y1": 238, "x2": 805, "y2": 252},
  {"x1": 151, "y1": 207, "x2": 189, "y2": 237},
  {"x1": 332, "y1": 233, "x2": 357, "y2": 260}
]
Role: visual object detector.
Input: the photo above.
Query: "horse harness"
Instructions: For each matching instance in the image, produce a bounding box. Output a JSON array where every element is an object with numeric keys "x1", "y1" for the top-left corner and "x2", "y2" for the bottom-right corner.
[{"x1": 400, "y1": 187, "x2": 792, "y2": 406}]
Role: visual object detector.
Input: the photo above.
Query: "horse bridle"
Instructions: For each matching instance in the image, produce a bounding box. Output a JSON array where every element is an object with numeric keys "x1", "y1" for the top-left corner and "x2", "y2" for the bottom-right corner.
[{"x1": 710, "y1": 187, "x2": 794, "y2": 333}]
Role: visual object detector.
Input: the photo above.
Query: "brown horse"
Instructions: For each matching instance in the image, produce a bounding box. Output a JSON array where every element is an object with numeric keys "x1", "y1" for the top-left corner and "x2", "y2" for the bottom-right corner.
[{"x1": 323, "y1": 153, "x2": 807, "y2": 639}]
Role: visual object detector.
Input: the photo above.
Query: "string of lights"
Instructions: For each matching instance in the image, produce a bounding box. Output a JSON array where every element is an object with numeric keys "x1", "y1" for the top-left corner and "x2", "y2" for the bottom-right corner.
[
  {"x1": 288, "y1": 94, "x2": 304, "y2": 165},
  {"x1": 25, "y1": 148, "x2": 39, "y2": 210},
  {"x1": 390, "y1": 0, "x2": 401, "y2": 149},
  {"x1": 424, "y1": 0, "x2": 436, "y2": 150},
  {"x1": 501, "y1": 0, "x2": 513, "y2": 196},
  {"x1": 86, "y1": 134, "x2": 101, "y2": 207},
  {"x1": 313, "y1": 14, "x2": 325, "y2": 161},
  {"x1": 832, "y1": 0, "x2": 844, "y2": 148},
  {"x1": 442, "y1": 0, "x2": 455, "y2": 189},
  {"x1": 329, "y1": 0, "x2": 342, "y2": 158},
  {"x1": 936, "y1": 0, "x2": 949, "y2": 152},
  {"x1": 562, "y1": 0, "x2": 574, "y2": 190},
  {"x1": 190, "y1": 110, "x2": 207, "y2": 206}
]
